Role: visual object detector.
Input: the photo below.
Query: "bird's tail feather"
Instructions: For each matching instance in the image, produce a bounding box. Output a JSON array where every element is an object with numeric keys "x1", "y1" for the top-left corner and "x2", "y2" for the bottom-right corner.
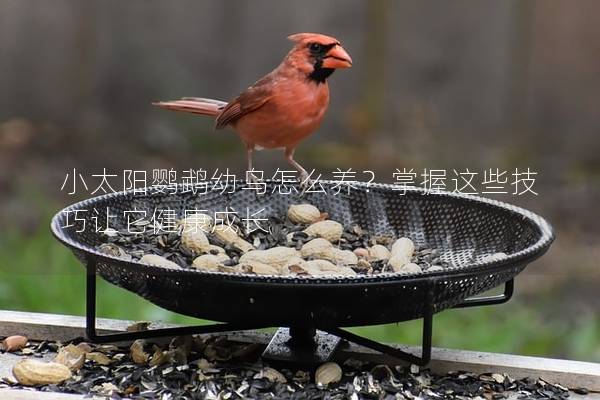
[{"x1": 152, "y1": 97, "x2": 227, "y2": 117}]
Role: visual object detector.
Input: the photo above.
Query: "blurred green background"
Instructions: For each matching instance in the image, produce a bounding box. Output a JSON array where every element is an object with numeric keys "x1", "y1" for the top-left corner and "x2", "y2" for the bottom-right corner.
[{"x1": 0, "y1": 0, "x2": 599, "y2": 362}]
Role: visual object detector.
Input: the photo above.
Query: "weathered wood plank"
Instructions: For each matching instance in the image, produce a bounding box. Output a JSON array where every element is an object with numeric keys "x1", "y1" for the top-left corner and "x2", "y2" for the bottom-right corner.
[
  {"x1": 1, "y1": 386, "x2": 597, "y2": 400},
  {"x1": 1, "y1": 310, "x2": 599, "y2": 391},
  {"x1": 0, "y1": 310, "x2": 170, "y2": 343},
  {"x1": 0, "y1": 388, "x2": 102, "y2": 399}
]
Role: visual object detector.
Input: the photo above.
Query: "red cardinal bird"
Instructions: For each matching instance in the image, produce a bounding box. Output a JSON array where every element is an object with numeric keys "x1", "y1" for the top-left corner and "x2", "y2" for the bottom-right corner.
[{"x1": 153, "y1": 33, "x2": 352, "y2": 182}]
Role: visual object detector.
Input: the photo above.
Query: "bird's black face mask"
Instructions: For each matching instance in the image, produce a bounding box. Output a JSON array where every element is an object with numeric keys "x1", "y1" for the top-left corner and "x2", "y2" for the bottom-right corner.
[{"x1": 308, "y1": 42, "x2": 336, "y2": 83}]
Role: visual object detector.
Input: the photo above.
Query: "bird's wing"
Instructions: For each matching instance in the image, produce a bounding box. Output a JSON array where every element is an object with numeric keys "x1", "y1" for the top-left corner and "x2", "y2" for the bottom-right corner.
[{"x1": 215, "y1": 75, "x2": 274, "y2": 129}]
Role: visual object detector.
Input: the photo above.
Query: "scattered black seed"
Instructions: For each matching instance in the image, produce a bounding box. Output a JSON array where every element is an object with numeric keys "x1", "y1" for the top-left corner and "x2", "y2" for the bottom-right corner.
[
  {"x1": 223, "y1": 259, "x2": 236, "y2": 267},
  {"x1": 0, "y1": 336, "x2": 582, "y2": 400},
  {"x1": 572, "y1": 387, "x2": 588, "y2": 395}
]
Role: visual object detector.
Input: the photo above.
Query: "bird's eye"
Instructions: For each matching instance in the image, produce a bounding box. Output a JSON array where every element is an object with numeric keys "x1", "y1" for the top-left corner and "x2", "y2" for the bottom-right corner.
[{"x1": 309, "y1": 43, "x2": 322, "y2": 53}]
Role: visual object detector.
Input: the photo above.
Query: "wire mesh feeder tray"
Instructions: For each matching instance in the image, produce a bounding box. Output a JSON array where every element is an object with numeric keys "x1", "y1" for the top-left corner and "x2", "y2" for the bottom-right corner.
[{"x1": 51, "y1": 181, "x2": 554, "y2": 365}]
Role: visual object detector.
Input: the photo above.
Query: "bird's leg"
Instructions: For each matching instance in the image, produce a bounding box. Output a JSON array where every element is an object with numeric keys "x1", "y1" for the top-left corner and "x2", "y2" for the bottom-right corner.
[
  {"x1": 284, "y1": 147, "x2": 311, "y2": 185},
  {"x1": 245, "y1": 144, "x2": 260, "y2": 184}
]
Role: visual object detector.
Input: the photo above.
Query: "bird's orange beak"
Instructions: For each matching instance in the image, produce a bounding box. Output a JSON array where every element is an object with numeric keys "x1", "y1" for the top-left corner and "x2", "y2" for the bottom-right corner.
[{"x1": 322, "y1": 45, "x2": 352, "y2": 69}]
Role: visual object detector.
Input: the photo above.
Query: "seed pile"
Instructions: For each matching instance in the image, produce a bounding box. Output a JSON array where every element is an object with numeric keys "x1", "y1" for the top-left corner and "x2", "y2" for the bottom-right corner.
[
  {"x1": 98, "y1": 203, "x2": 451, "y2": 277},
  {"x1": 1, "y1": 334, "x2": 584, "y2": 399}
]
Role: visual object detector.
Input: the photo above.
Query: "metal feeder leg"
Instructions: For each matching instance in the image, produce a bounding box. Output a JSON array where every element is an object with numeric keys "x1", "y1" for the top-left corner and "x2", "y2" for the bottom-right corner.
[{"x1": 84, "y1": 259, "x2": 267, "y2": 343}]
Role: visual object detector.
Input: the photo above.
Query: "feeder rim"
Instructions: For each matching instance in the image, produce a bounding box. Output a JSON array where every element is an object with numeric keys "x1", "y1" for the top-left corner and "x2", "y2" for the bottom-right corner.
[{"x1": 50, "y1": 180, "x2": 555, "y2": 284}]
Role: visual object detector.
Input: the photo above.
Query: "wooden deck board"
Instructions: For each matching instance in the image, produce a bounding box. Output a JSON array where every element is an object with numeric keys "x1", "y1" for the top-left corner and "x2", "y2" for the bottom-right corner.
[
  {"x1": 0, "y1": 310, "x2": 598, "y2": 393},
  {"x1": 0, "y1": 386, "x2": 597, "y2": 400}
]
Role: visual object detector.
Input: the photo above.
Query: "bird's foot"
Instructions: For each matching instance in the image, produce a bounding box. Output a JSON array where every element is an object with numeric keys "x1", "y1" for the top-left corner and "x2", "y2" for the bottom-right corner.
[
  {"x1": 245, "y1": 170, "x2": 262, "y2": 184},
  {"x1": 298, "y1": 171, "x2": 314, "y2": 191}
]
